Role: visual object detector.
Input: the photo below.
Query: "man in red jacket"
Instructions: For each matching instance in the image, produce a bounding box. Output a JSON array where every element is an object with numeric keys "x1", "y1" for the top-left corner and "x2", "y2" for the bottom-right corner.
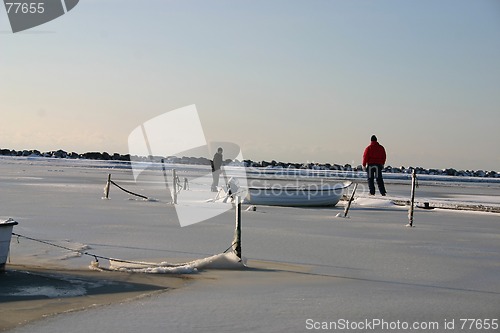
[{"x1": 362, "y1": 135, "x2": 387, "y2": 196}]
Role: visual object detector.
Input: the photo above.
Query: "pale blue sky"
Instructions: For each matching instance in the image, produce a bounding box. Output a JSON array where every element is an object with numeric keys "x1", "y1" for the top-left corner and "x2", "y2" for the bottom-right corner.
[{"x1": 1, "y1": 0, "x2": 499, "y2": 170}]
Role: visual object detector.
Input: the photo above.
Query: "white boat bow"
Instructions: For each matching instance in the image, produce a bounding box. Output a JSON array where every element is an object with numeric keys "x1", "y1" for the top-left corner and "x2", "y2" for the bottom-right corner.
[
  {"x1": 242, "y1": 181, "x2": 352, "y2": 207},
  {"x1": 0, "y1": 218, "x2": 18, "y2": 271}
]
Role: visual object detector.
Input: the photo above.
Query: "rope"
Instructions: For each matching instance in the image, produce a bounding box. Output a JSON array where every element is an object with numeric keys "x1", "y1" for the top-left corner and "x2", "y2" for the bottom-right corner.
[
  {"x1": 222, "y1": 240, "x2": 239, "y2": 254},
  {"x1": 174, "y1": 176, "x2": 183, "y2": 194},
  {"x1": 110, "y1": 180, "x2": 149, "y2": 200},
  {"x1": 11, "y1": 232, "x2": 238, "y2": 268},
  {"x1": 12, "y1": 232, "x2": 153, "y2": 267},
  {"x1": 109, "y1": 176, "x2": 185, "y2": 199}
]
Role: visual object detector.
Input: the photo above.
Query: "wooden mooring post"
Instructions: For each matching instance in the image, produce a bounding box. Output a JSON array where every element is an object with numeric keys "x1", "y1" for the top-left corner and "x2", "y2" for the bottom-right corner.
[
  {"x1": 172, "y1": 169, "x2": 178, "y2": 204},
  {"x1": 343, "y1": 183, "x2": 358, "y2": 218},
  {"x1": 161, "y1": 159, "x2": 169, "y2": 192},
  {"x1": 407, "y1": 170, "x2": 417, "y2": 227},
  {"x1": 104, "y1": 174, "x2": 111, "y2": 199},
  {"x1": 233, "y1": 196, "x2": 242, "y2": 259}
]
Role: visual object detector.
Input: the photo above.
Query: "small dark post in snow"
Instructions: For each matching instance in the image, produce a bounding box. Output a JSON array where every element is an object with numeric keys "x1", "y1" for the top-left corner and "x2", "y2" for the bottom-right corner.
[
  {"x1": 161, "y1": 159, "x2": 169, "y2": 193},
  {"x1": 407, "y1": 170, "x2": 417, "y2": 227},
  {"x1": 343, "y1": 183, "x2": 358, "y2": 218},
  {"x1": 172, "y1": 169, "x2": 178, "y2": 204},
  {"x1": 233, "y1": 196, "x2": 242, "y2": 259},
  {"x1": 104, "y1": 174, "x2": 111, "y2": 199}
]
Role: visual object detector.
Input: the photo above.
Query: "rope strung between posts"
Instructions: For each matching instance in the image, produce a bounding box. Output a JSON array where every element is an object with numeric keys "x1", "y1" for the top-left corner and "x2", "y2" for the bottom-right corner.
[
  {"x1": 11, "y1": 232, "x2": 238, "y2": 268},
  {"x1": 173, "y1": 175, "x2": 183, "y2": 194},
  {"x1": 222, "y1": 240, "x2": 238, "y2": 254},
  {"x1": 105, "y1": 174, "x2": 188, "y2": 200},
  {"x1": 109, "y1": 180, "x2": 149, "y2": 200},
  {"x1": 11, "y1": 232, "x2": 154, "y2": 266}
]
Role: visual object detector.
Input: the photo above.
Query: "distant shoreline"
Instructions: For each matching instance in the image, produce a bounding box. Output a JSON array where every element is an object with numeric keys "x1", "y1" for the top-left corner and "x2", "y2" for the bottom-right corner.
[{"x1": 1, "y1": 148, "x2": 498, "y2": 178}]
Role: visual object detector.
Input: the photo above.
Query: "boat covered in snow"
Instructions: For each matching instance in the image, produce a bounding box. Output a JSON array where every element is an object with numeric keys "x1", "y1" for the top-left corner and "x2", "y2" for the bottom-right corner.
[{"x1": 227, "y1": 180, "x2": 351, "y2": 207}]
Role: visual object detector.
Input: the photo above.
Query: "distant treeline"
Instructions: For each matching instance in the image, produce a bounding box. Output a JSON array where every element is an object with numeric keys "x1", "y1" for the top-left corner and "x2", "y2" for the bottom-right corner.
[{"x1": 1, "y1": 148, "x2": 498, "y2": 178}]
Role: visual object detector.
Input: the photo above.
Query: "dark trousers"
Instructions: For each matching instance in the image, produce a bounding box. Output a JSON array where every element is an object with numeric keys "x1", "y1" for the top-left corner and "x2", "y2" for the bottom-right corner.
[
  {"x1": 211, "y1": 169, "x2": 221, "y2": 191},
  {"x1": 367, "y1": 164, "x2": 386, "y2": 195}
]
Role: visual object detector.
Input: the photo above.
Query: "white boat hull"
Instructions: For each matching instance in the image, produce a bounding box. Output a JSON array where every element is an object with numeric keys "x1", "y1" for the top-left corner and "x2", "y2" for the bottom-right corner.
[
  {"x1": 243, "y1": 182, "x2": 351, "y2": 207},
  {"x1": 0, "y1": 219, "x2": 18, "y2": 271}
]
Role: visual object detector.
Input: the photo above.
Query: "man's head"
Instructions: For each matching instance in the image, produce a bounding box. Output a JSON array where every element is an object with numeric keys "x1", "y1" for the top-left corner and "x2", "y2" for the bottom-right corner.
[
  {"x1": 217, "y1": 147, "x2": 223, "y2": 153},
  {"x1": 371, "y1": 135, "x2": 378, "y2": 142}
]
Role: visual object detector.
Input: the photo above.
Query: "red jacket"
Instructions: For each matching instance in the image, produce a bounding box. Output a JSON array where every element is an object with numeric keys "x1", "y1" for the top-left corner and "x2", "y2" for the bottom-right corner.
[{"x1": 363, "y1": 141, "x2": 386, "y2": 166}]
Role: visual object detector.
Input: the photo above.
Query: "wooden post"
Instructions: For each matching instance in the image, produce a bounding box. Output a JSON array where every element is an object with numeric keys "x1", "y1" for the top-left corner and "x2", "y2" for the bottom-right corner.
[
  {"x1": 408, "y1": 170, "x2": 417, "y2": 227},
  {"x1": 161, "y1": 159, "x2": 169, "y2": 192},
  {"x1": 104, "y1": 174, "x2": 111, "y2": 199},
  {"x1": 343, "y1": 183, "x2": 358, "y2": 218},
  {"x1": 233, "y1": 196, "x2": 242, "y2": 259},
  {"x1": 172, "y1": 169, "x2": 178, "y2": 204}
]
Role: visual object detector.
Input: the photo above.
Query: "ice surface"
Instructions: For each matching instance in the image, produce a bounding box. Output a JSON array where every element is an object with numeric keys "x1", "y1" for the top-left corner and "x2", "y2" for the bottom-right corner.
[
  {"x1": 2, "y1": 156, "x2": 500, "y2": 333},
  {"x1": 8, "y1": 285, "x2": 87, "y2": 298}
]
